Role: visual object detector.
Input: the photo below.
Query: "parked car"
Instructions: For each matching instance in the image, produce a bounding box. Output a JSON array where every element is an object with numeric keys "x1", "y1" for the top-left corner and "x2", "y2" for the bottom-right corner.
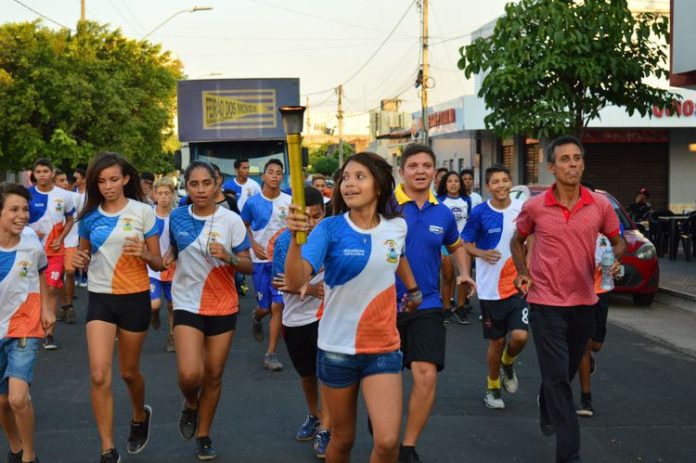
[{"x1": 510, "y1": 185, "x2": 659, "y2": 306}]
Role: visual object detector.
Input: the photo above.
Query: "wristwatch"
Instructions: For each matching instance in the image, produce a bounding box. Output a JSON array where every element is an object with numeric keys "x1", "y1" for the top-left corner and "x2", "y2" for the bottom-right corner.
[{"x1": 227, "y1": 253, "x2": 240, "y2": 266}]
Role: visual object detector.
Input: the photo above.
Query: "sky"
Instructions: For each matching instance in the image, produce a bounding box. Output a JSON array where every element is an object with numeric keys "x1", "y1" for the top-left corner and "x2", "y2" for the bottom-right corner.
[{"x1": 4, "y1": 0, "x2": 515, "y2": 132}]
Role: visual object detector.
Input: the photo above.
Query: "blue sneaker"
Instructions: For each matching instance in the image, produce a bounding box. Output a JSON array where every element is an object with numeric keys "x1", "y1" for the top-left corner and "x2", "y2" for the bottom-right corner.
[
  {"x1": 296, "y1": 414, "x2": 320, "y2": 441},
  {"x1": 314, "y1": 430, "x2": 330, "y2": 459}
]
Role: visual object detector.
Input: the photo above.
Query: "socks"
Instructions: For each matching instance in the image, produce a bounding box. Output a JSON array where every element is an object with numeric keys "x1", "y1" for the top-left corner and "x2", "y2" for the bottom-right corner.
[
  {"x1": 487, "y1": 376, "x2": 501, "y2": 390},
  {"x1": 501, "y1": 347, "x2": 517, "y2": 366}
]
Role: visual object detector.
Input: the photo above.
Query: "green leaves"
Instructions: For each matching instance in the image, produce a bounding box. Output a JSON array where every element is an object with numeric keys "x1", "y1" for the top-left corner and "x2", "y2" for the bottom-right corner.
[
  {"x1": 457, "y1": 0, "x2": 673, "y2": 138},
  {"x1": 0, "y1": 21, "x2": 183, "y2": 172}
]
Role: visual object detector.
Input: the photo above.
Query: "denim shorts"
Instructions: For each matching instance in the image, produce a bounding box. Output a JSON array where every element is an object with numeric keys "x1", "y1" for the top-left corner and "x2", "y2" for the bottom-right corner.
[
  {"x1": 316, "y1": 348, "x2": 403, "y2": 388},
  {"x1": 0, "y1": 337, "x2": 40, "y2": 394}
]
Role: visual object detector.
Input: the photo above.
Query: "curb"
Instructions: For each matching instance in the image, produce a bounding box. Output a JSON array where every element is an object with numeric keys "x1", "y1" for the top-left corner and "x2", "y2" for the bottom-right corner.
[{"x1": 656, "y1": 287, "x2": 696, "y2": 315}]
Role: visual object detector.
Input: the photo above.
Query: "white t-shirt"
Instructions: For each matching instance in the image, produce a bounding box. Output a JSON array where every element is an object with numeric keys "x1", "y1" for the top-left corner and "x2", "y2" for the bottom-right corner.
[
  {"x1": 64, "y1": 191, "x2": 85, "y2": 248},
  {"x1": 169, "y1": 205, "x2": 250, "y2": 315},
  {"x1": 78, "y1": 199, "x2": 158, "y2": 294},
  {"x1": 224, "y1": 177, "x2": 261, "y2": 212},
  {"x1": 439, "y1": 195, "x2": 469, "y2": 234},
  {"x1": 0, "y1": 228, "x2": 47, "y2": 338},
  {"x1": 469, "y1": 192, "x2": 483, "y2": 209},
  {"x1": 28, "y1": 186, "x2": 75, "y2": 256},
  {"x1": 241, "y1": 192, "x2": 291, "y2": 263},
  {"x1": 148, "y1": 210, "x2": 175, "y2": 282}
]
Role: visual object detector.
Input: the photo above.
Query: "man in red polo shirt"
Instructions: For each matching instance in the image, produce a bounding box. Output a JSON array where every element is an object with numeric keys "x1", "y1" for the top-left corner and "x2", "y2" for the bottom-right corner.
[{"x1": 511, "y1": 136, "x2": 625, "y2": 463}]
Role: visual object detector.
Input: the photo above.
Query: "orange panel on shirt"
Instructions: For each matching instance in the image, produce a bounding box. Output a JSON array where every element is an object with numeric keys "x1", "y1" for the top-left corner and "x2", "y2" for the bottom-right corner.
[
  {"x1": 7, "y1": 293, "x2": 43, "y2": 338},
  {"x1": 112, "y1": 255, "x2": 150, "y2": 294},
  {"x1": 498, "y1": 258, "x2": 519, "y2": 299},
  {"x1": 160, "y1": 262, "x2": 176, "y2": 282},
  {"x1": 355, "y1": 285, "x2": 400, "y2": 354},
  {"x1": 199, "y1": 265, "x2": 238, "y2": 315},
  {"x1": 45, "y1": 223, "x2": 65, "y2": 257}
]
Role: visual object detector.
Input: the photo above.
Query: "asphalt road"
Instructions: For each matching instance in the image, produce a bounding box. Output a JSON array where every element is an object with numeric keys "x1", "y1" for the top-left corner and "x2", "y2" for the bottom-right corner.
[{"x1": 2, "y1": 289, "x2": 695, "y2": 463}]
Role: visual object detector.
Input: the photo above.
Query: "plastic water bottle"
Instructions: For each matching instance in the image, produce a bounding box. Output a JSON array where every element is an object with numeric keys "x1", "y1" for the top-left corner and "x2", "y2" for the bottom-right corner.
[{"x1": 600, "y1": 248, "x2": 615, "y2": 291}]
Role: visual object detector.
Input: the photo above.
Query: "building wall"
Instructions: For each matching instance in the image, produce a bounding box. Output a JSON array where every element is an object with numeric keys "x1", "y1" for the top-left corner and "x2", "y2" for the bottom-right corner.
[
  {"x1": 431, "y1": 135, "x2": 475, "y2": 174},
  {"x1": 669, "y1": 128, "x2": 696, "y2": 211}
]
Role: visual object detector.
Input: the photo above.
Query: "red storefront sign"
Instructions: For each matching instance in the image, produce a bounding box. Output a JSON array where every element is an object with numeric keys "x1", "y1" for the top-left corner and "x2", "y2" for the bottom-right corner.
[
  {"x1": 428, "y1": 108, "x2": 456, "y2": 128},
  {"x1": 652, "y1": 99, "x2": 696, "y2": 117},
  {"x1": 582, "y1": 130, "x2": 669, "y2": 144}
]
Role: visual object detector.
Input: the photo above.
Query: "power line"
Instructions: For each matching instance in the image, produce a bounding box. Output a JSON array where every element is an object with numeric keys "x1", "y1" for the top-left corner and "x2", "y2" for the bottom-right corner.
[
  {"x1": 430, "y1": 1, "x2": 467, "y2": 92},
  {"x1": 11, "y1": 0, "x2": 71, "y2": 29},
  {"x1": 107, "y1": 0, "x2": 144, "y2": 35},
  {"x1": 118, "y1": 0, "x2": 147, "y2": 34}
]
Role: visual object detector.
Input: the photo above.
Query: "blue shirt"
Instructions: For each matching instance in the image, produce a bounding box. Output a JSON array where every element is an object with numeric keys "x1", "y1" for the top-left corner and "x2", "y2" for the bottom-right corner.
[{"x1": 393, "y1": 184, "x2": 461, "y2": 310}]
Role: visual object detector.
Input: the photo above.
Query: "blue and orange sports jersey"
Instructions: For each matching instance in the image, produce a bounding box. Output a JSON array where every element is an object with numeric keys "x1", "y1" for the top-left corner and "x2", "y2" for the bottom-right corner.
[
  {"x1": 240, "y1": 192, "x2": 291, "y2": 263},
  {"x1": 223, "y1": 178, "x2": 261, "y2": 212},
  {"x1": 148, "y1": 211, "x2": 175, "y2": 282},
  {"x1": 273, "y1": 229, "x2": 324, "y2": 327},
  {"x1": 462, "y1": 199, "x2": 524, "y2": 301},
  {"x1": 0, "y1": 228, "x2": 47, "y2": 338},
  {"x1": 169, "y1": 205, "x2": 250, "y2": 316},
  {"x1": 28, "y1": 186, "x2": 75, "y2": 256},
  {"x1": 301, "y1": 213, "x2": 406, "y2": 355},
  {"x1": 393, "y1": 184, "x2": 461, "y2": 310},
  {"x1": 78, "y1": 199, "x2": 158, "y2": 295},
  {"x1": 63, "y1": 191, "x2": 85, "y2": 248}
]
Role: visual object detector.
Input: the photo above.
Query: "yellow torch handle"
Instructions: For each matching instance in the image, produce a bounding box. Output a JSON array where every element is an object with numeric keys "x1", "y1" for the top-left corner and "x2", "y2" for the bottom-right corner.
[{"x1": 287, "y1": 133, "x2": 306, "y2": 244}]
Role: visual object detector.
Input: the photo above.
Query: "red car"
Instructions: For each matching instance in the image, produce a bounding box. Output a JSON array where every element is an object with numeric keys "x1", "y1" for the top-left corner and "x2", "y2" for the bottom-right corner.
[{"x1": 510, "y1": 185, "x2": 659, "y2": 306}]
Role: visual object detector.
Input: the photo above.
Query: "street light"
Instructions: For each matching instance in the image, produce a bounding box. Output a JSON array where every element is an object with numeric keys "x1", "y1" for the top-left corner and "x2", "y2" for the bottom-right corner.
[{"x1": 143, "y1": 6, "x2": 213, "y2": 39}]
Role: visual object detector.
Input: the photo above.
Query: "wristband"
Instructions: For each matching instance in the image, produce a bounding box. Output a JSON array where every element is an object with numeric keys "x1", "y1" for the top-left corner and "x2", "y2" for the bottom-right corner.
[
  {"x1": 407, "y1": 286, "x2": 420, "y2": 294},
  {"x1": 407, "y1": 290, "x2": 423, "y2": 304},
  {"x1": 227, "y1": 253, "x2": 240, "y2": 266}
]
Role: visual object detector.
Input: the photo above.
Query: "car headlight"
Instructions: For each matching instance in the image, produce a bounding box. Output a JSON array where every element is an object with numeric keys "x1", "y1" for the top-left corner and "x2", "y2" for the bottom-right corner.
[{"x1": 635, "y1": 242, "x2": 656, "y2": 260}]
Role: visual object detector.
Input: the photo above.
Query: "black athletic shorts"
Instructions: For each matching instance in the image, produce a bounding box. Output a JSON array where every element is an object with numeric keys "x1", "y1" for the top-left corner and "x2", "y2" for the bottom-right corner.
[
  {"x1": 397, "y1": 308, "x2": 446, "y2": 372},
  {"x1": 480, "y1": 294, "x2": 529, "y2": 340},
  {"x1": 591, "y1": 293, "x2": 609, "y2": 343},
  {"x1": 283, "y1": 321, "x2": 319, "y2": 378},
  {"x1": 87, "y1": 291, "x2": 150, "y2": 332},
  {"x1": 173, "y1": 310, "x2": 237, "y2": 336}
]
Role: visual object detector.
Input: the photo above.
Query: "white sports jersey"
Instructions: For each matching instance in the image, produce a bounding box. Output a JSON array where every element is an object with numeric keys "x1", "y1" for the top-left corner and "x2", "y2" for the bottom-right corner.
[
  {"x1": 0, "y1": 228, "x2": 47, "y2": 338},
  {"x1": 302, "y1": 213, "x2": 406, "y2": 355},
  {"x1": 462, "y1": 199, "x2": 523, "y2": 301},
  {"x1": 78, "y1": 199, "x2": 158, "y2": 294},
  {"x1": 241, "y1": 192, "x2": 291, "y2": 263},
  {"x1": 28, "y1": 186, "x2": 75, "y2": 256},
  {"x1": 169, "y1": 205, "x2": 250, "y2": 315},
  {"x1": 438, "y1": 195, "x2": 469, "y2": 233},
  {"x1": 148, "y1": 210, "x2": 175, "y2": 281},
  {"x1": 224, "y1": 177, "x2": 261, "y2": 212},
  {"x1": 64, "y1": 191, "x2": 85, "y2": 248},
  {"x1": 469, "y1": 192, "x2": 483, "y2": 208},
  {"x1": 272, "y1": 229, "x2": 324, "y2": 327}
]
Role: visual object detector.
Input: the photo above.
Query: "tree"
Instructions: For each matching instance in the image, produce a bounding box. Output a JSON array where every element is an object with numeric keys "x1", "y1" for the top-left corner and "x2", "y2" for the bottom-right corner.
[
  {"x1": 457, "y1": 0, "x2": 673, "y2": 139},
  {"x1": 0, "y1": 20, "x2": 183, "y2": 172},
  {"x1": 307, "y1": 141, "x2": 353, "y2": 176}
]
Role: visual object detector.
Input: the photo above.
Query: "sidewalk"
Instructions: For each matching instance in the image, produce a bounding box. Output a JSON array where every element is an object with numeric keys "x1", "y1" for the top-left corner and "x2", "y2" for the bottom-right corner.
[{"x1": 658, "y1": 254, "x2": 696, "y2": 300}]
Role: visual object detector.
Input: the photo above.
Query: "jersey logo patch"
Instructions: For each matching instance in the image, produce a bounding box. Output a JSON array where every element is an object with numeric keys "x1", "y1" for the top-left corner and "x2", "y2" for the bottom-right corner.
[
  {"x1": 429, "y1": 225, "x2": 444, "y2": 235},
  {"x1": 343, "y1": 249, "x2": 365, "y2": 257},
  {"x1": 122, "y1": 218, "x2": 134, "y2": 232},
  {"x1": 384, "y1": 240, "x2": 398, "y2": 264},
  {"x1": 17, "y1": 260, "x2": 30, "y2": 278},
  {"x1": 54, "y1": 198, "x2": 64, "y2": 212}
]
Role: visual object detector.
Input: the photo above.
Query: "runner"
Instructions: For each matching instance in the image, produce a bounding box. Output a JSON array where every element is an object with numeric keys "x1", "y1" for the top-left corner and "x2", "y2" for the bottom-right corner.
[
  {"x1": 166, "y1": 160, "x2": 252, "y2": 460},
  {"x1": 53, "y1": 170, "x2": 83, "y2": 324},
  {"x1": 223, "y1": 158, "x2": 261, "y2": 212},
  {"x1": 148, "y1": 177, "x2": 177, "y2": 352},
  {"x1": 72, "y1": 168, "x2": 89, "y2": 288},
  {"x1": 72, "y1": 152, "x2": 163, "y2": 463},
  {"x1": 436, "y1": 171, "x2": 470, "y2": 324},
  {"x1": 284, "y1": 152, "x2": 421, "y2": 463},
  {"x1": 460, "y1": 169, "x2": 483, "y2": 210},
  {"x1": 0, "y1": 183, "x2": 55, "y2": 463},
  {"x1": 241, "y1": 159, "x2": 291, "y2": 371},
  {"x1": 392, "y1": 144, "x2": 476, "y2": 463},
  {"x1": 462, "y1": 164, "x2": 528, "y2": 410},
  {"x1": 271, "y1": 187, "x2": 331, "y2": 458},
  {"x1": 27, "y1": 159, "x2": 75, "y2": 350}
]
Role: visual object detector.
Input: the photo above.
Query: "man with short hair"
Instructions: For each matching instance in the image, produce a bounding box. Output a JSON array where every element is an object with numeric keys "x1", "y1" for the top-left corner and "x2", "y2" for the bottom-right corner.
[
  {"x1": 394, "y1": 143, "x2": 476, "y2": 463},
  {"x1": 462, "y1": 164, "x2": 528, "y2": 410},
  {"x1": 224, "y1": 158, "x2": 261, "y2": 212},
  {"x1": 626, "y1": 187, "x2": 653, "y2": 222},
  {"x1": 241, "y1": 159, "x2": 291, "y2": 371},
  {"x1": 140, "y1": 172, "x2": 155, "y2": 205},
  {"x1": 28, "y1": 158, "x2": 75, "y2": 350},
  {"x1": 460, "y1": 168, "x2": 483, "y2": 210},
  {"x1": 511, "y1": 135, "x2": 626, "y2": 463}
]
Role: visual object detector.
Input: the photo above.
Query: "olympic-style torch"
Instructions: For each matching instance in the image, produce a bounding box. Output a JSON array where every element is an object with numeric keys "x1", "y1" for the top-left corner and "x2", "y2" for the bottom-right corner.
[{"x1": 279, "y1": 105, "x2": 307, "y2": 244}]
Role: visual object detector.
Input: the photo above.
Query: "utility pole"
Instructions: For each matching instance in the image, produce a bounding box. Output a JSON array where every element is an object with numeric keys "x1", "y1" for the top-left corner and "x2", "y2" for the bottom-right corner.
[
  {"x1": 81, "y1": 0, "x2": 86, "y2": 21},
  {"x1": 420, "y1": 0, "x2": 429, "y2": 145},
  {"x1": 337, "y1": 84, "x2": 345, "y2": 166}
]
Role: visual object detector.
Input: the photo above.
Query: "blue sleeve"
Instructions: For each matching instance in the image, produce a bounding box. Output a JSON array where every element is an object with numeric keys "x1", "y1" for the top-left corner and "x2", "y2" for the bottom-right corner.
[
  {"x1": 301, "y1": 219, "x2": 330, "y2": 274},
  {"x1": 240, "y1": 200, "x2": 253, "y2": 224},
  {"x1": 461, "y1": 205, "x2": 480, "y2": 243},
  {"x1": 78, "y1": 214, "x2": 91, "y2": 240},
  {"x1": 178, "y1": 196, "x2": 188, "y2": 206},
  {"x1": 272, "y1": 233, "x2": 289, "y2": 277},
  {"x1": 232, "y1": 234, "x2": 251, "y2": 254},
  {"x1": 443, "y1": 208, "x2": 460, "y2": 247}
]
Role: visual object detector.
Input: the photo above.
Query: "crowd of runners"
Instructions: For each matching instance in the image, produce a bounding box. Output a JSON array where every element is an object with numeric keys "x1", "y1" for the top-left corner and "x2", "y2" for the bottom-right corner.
[{"x1": 0, "y1": 136, "x2": 624, "y2": 463}]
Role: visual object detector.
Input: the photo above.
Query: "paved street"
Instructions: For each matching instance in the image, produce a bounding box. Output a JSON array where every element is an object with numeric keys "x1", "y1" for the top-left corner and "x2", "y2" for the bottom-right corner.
[{"x1": 2, "y1": 288, "x2": 695, "y2": 463}]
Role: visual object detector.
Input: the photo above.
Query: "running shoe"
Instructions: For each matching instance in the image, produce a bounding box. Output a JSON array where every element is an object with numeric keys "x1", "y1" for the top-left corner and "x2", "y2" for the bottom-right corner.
[
  {"x1": 590, "y1": 353, "x2": 596, "y2": 375},
  {"x1": 127, "y1": 405, "x2": 152, "y2": 454},
  {"x1": 296, "y1": 414, "x2": 320, "y2": 441},
  {"x1": 7, "y1": 450, "x2": 22, "y2": 463},
  {"x1": 64, "y1": 305, "x2": 77, "y2": 324},
  {"x1": 442, "y1": 308, "x2": 454, "y2": 324},
  {"x1": 100, "y1": 448, "x2": 120, "y2": 463},
  {"x1": 264, "y1": 352, "x2": 283, "y2": 371},
  {"x1": 178, "y1": 402, "x2": 198, "y2": 440},
  {"x1": 576, "y1": 393, "x2": 594, "y2": 417},
  {"x1": 166, "y1": 334, "x2": 176, "y2": 353},
  {"x1": 398, "y1": 445, "x2": 422, "y2": 463},
  {"x1": 501, "y1": 364, "x2": 519, "y2": 394},
  {"x1": 42, "y1": 335, "x2": 58, "y2": 350},
  {"x1": 252, "y1": 313, "x2": 264, "y2": 342},
  {"x1": 314, "y1": 430, "x2": 330, "y2": 459},
  {"x1": 56, "y1": 306, "x2": 66, "y2": 323},
  {"x1": 453, "y1": 307, "x2": 470, "y2": 325},
  {"x1": 150, "y1": 310, "x2": 161, "y2": 330},
  {"x1": 484, "y1": 388, "x2": 505, "y2": 409},
  {"x1": 79, "y1": 274, "x2": 88, "y2": 287},
  {"x1": 196, "y1": 436, "x2": 218, "y2": 461}
]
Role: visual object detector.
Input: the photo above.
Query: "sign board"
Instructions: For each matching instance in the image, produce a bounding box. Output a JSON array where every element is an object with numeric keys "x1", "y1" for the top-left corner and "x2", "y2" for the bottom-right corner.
[{"x1": 178, "y1": 78, "x2": 300, "y2": 142}]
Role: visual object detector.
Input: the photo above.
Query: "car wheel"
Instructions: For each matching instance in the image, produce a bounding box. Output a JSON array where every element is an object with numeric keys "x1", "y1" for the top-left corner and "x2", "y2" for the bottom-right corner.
[{"x1": 633, "y1": 293, "x2": 655, "y2": 306}]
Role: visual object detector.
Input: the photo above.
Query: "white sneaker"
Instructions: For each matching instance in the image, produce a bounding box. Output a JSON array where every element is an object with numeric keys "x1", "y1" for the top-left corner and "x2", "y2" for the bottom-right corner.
[
  {"x1": 484, "y1": 388, "x2": 505, "y2": 409},
  {"x1": 501, "y1": 364, "x2": 519, "y2": 394}
]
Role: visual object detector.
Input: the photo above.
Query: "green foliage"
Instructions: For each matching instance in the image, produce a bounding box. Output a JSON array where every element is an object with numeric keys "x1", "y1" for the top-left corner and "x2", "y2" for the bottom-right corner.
[
  {"x1": 457, "y1": 0, "x2": 674, "y2": 138},
  {"x1": 0, "y1": 20, "x2": 183, "y2": 172},
  {"x1": 312, "y1": 156, "x2": 339, "y2": 176},
  {"x1": 308, "y1": 141, "x2": 354, "y2": 176}
]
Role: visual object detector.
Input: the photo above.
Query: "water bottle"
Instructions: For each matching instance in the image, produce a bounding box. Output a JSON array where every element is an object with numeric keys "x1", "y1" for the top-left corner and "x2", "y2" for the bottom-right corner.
[{"x1": 600, "y1": 248, "x2": 615, "y2": 291}]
